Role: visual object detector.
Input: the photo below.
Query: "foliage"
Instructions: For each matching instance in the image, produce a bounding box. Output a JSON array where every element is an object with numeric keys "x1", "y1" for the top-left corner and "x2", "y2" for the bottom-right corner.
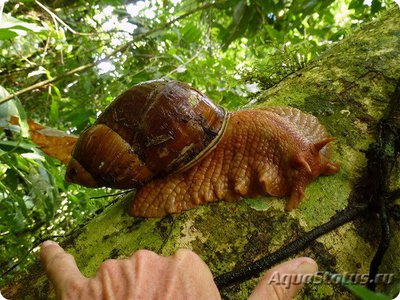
[{"x1": 0, "y1": 0, "x2": 395, "y2": 287}]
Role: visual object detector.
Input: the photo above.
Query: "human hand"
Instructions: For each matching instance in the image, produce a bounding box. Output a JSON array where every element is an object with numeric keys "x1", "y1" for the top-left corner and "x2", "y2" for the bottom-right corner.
[
  {"x1": 40, "y1": 241, "x2": 317, "y2": 300},
  {"x1": 40, "y1": 241, "x2": 220, "y2": 300}
]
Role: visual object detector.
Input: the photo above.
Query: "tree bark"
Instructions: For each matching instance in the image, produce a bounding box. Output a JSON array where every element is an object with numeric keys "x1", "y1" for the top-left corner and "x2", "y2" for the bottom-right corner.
[{"x1": 3, "y1": 7, "x2": 400, "y2": 300}]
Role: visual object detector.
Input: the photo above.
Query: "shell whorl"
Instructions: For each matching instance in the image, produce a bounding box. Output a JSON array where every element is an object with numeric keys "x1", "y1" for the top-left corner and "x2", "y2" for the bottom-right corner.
[{"x1": 65, "y1": 80, "x2": 229, "y2": 188}]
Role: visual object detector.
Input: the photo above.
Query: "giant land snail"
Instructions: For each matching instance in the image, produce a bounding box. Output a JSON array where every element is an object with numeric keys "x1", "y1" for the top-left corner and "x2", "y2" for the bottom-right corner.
[{"x1": 65, "y1": 80, "x2": 340, "y2": 218}]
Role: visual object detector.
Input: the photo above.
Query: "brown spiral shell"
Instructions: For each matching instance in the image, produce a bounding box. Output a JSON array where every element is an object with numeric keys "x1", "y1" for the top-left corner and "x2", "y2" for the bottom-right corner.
[{"x1": 65, "y1": 80, "x2": 228, "y2": 188}]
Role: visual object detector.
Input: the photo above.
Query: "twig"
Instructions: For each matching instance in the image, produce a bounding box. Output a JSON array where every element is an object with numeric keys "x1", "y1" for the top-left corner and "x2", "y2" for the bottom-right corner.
[
  {"x1": 0, "y1": 196, "x2": 124, "y2": 279},
  {"x1": 214, "y1": 205, "x2": 368, "y2": 289},
  {"x1": 1, "y1": 234, "x2": 70, "y2": 278},
  {"x1": 35, "y1": 0, "x2": 96, "y2": 36},
  {"x1": 164, "y1": 47, "x2": 202, "y2": 77},
  {"x1": 90, "y1": 190, "x2": 133, "y2": 200},
  {"x1": 0, "y1": 1, "x2": 223, "y2": 105},
  {"x1": 366, "y1": 81, "x2": 400, "y2": 290},
  {"x1": 0, "y1": 63, "x2": 98, "y2": 105},
  {"x1": 367, "y1": 200, "x2": 391, "y2": 290},
  {"x1": 40, "y1": 34, "x2": 51, "y2": 65}
]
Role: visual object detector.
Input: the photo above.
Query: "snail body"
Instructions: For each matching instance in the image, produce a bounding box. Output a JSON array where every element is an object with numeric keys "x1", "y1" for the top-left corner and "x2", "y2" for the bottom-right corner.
[{"x1": 66, "y1": 80, "x2": 340, "y2": 217}]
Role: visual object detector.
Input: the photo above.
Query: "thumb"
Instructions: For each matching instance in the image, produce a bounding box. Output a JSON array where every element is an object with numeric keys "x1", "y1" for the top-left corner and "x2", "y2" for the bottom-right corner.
[
  {"x1": 248, "y1": 257, "x2": 318, "y2": 300},
  {"x1": 40, "y1": 240, "x2": 86, "y2": 290}
]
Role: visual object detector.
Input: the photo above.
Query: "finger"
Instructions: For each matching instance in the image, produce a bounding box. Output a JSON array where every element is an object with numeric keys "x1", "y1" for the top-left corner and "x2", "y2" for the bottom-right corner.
[
  {"x1": 171, "y1": 249, "x2": 221, "y2": 299},
  {"x1": 248, "y1": 257, "x2": 318, "y2": 300},
  {"x1": 40, "y1": 240, "x2": 86, "y2": 289},
  {"x1": 172, "y1": 249, "x2": 215, "y2": 280}
]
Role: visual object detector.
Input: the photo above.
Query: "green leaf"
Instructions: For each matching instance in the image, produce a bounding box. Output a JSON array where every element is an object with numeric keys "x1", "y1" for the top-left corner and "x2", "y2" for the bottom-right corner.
[
  {"x1": 50, "y1": 97, "x2": 60, "y2": 126},
  {"x1": 0, "y1": 28, "x2": 18, "y2": 39},
  {"x1": 12, "y1": 209, "x2": 25, "y2": 232},
  {"x1": 233, "y1": 0, "x2": 246, "y2": 25},
  {"x1": 182, "y1": 22, "x2": 202, "y2": 43},
  {"x1": 324, "y1": 272, "x2": 391, "y2": 300},
  {"x1": 265, "y1": 25, "x2": 284, "y2": 42},
  {"x1": 371, "y1": 0, "x2": 382, "y2": 14},
  {"x1": 2, "y1": 168, "x2": 18, "y2": 191},
  {"x1": 0, "y1": 86, "x2": 20, "y2": 133},
  {"x1": 0, "y1": 14, "x2": 44, "y2": 31},
  {"x1": 349, "y1": 0, "x2": 365, "y2": 10},
  {"x1": 0, "y1": 86, "x2": 29, "y2": 136},
  {"x1": 222, "y1": 0, "x2": 252, "y2": 49},
  {"x1": 13, "y1": 98, "x2": 29, "y2": 138},
  {"x1": 0, "y1": 140, "x2": 36, "y2": 152},
  {"x1": 290, "y1": 0, "x2": 334, "y2": 16},
  {"x1": 0, "y1": 85, "x2": 11, "y2": 99},
  {"x1": 0, "y1": 14, "x2": 44, "y2": 40},
  {"x1": 344, "y1": 282, "x2": 391, "y2": 300}
]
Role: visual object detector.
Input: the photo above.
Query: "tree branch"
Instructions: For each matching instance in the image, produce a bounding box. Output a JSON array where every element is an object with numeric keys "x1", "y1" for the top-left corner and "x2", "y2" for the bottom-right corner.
[{"x1": 0, "y1": 1, "x2": 223, "y2": 105}]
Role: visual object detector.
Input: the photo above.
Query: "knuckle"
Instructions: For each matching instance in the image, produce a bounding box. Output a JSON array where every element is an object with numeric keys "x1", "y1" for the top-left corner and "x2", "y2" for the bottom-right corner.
[
  {"x1": 64, "y1": 277, "x2": 85, "y2": 291},
  {"x1": 175, "y1": 249, "x2": 200, "y2": 261},
  {"x1": 131, "y1": 249, "x2": 158, "y2": 261},
  {"x1": 173, "y1": 249, "x2": 202, "y2": 265},
  {"x1": 175, "y1": 248, "x2": 194, "y2": 258},
  {"x1": 98, "y1": 259, "x2": 119, "y2": 273}
]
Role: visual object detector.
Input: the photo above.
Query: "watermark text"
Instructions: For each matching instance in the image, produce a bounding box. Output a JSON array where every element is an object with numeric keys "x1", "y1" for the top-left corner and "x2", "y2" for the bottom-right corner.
[{"x1": 266, "y1": 271, "x2": 395, "y2": 289}]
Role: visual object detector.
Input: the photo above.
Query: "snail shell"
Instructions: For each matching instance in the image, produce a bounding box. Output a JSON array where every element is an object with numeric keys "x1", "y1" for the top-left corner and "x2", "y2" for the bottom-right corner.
[{"x1": 65, "y1": 80, "x2": 228, "y2": 188}]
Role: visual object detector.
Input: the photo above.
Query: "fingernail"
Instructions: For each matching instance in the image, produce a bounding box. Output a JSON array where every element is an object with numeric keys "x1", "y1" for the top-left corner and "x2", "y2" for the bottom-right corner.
[
  {"x1": 41, "y1": 240, "x2": 58, "y2": 248},
  {"x1": 296, "y1": 260, "x2": 317, "y2": 275}
]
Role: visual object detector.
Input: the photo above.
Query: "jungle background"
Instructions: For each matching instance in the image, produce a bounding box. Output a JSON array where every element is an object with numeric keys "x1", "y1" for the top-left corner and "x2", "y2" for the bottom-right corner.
[{"x1": 0, "y1": 0, "x2": 398, "y2": 291}]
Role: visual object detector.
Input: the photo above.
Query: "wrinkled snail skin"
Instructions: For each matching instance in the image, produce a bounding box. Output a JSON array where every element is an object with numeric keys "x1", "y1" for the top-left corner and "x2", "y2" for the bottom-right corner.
[
  {"x1": 129, "y1": 108, "x2": 340, "y2": 218},
  {"x1": 64, "y1": 80, "x2": 340, "y2": 218}
]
